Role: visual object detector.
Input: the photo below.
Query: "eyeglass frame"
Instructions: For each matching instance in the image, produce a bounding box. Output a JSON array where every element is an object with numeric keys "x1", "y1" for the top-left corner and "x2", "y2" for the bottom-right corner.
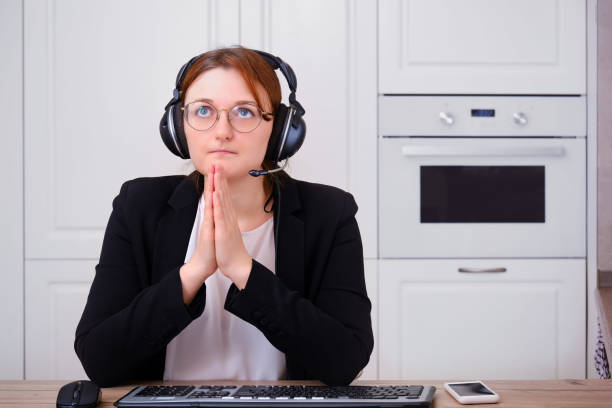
[{"x1": 181, "y1": 100, "x2": 275, "y2": 133}]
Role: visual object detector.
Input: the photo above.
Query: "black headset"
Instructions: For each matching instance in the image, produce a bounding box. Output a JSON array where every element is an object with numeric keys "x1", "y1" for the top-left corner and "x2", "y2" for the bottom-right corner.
[{"x1": 159, "y1": 49, "x2": 306, "y2": 167}]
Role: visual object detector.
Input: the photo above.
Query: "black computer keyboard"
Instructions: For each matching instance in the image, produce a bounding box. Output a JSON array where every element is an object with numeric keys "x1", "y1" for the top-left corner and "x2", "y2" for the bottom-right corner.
[{"x1": 115, "y1": 384, "x2": 436, "y2": 407}]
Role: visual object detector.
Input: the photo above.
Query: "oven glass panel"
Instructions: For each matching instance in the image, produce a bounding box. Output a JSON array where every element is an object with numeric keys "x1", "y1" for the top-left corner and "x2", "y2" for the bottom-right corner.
[{"x1": 420, "y1": 166, "x2": 545, "y2": 223}]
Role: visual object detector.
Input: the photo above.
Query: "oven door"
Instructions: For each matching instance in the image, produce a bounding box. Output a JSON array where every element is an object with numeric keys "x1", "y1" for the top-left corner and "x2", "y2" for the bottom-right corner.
[{"x1": 379, "y1": 137, "x2": 585, "y2": 258}]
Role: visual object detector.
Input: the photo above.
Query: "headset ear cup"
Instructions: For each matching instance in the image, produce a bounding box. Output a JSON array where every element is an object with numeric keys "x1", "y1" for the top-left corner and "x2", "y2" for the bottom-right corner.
[
  {"x1": 278, "y1": 114, "x2": 306, "y2": 161},
  {"x1": 172, "y1": 104, "x2": 190, "y2": 159},
  {"x1": 159, "y1": 103, "x2": 190, "y2": 159},
  {"x1": 267, "y1": 104, "x2": 289, "y2": 161},
  {"x1": 160, "y1": 107, "x2": 182, "y2": 158}
]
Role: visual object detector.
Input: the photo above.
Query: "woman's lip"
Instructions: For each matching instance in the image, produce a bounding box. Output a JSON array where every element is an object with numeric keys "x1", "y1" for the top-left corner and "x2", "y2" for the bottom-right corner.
[{"x1": 209, "y1": 150, "x2": 236, "y2": 154}]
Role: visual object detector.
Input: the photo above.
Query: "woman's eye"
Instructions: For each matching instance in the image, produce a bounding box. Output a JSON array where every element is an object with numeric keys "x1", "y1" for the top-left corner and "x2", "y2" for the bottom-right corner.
[
  {"x1": 196, "y1": 106, "x2": 212, "y2": 117},
  {"x1": 236, "y1": 107, "x2": 255, "y2": 118}
]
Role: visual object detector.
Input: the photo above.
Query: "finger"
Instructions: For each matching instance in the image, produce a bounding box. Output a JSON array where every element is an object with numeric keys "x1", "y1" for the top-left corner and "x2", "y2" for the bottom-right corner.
[
  {"x1": 203, "y1": 170, "x2": 212, "y2": 213},
  {"x1": 204, "y1": 187, "x2": 214, "y2": 232},
  {"x1": 205, "y1": 165, "x2": 214, "y2": 198},
  {"x1": 203, "y1": 172, "x2": 210, "y2": 201},
  {"x1": 213, "y1": 190, "x2": 225, "y2": 231},
  {"x1": 219, "y1": 175, "x2": 237, "y2": 226},
  {"x1": 214, "y1": 168, "x2": 236, "y2": 227},
  {"x1": 221, "y1": 186, "x2": 238, "y2": 230},
  {"x1": 214, "y1": 169, "x2": 226, "y2": 217},
  {"x1": 209, "y1": 164, "x2": 216, "y2": 193},
  {"x1": 205, "y1": 166, "x2": 217, "y2": 226},
  {"x1": 212, "y1": 190, "x2": 224, "y2": 222},
  {"x1": 214, "y1": 166, "x2": 222, "y2": 197}
]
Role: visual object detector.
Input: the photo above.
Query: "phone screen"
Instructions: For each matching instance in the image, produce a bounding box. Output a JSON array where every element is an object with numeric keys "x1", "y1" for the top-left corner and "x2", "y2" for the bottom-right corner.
[{"x1": 448, "y1": 382, "x2": 495, "y2": 397}]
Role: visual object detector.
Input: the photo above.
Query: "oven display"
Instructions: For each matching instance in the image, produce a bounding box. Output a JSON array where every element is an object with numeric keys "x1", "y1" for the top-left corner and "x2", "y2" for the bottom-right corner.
[
  {"x1": 471, "y1": 109, "x2": 495, "y2": 117},
  {"x1": 420, "y1": 166, "x2": 545, "y2": 223}
]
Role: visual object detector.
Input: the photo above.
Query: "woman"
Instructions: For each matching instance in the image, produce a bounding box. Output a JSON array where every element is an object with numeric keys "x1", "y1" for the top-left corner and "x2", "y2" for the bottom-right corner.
[{"x1": 74, "y1": 46, "x2": 373, "y2": 387}]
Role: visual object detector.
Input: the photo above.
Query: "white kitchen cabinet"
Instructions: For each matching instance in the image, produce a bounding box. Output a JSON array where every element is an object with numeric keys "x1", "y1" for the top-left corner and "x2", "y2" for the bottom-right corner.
[
  {"x1": 24, "y1": 0, "x2": 226, "y2": 260},
  {"x1": 25, "y1": 260, "x2": 95, "y2": 380},
  {"x1": 360, "y1": 260, "x2": 378, "y2": 380},
  {"x1": 379, "y1": 0, "x2": 586, "y2": 94},
  {"x1": 379, "y1": 259, "x2": 585, "y2": 380}
]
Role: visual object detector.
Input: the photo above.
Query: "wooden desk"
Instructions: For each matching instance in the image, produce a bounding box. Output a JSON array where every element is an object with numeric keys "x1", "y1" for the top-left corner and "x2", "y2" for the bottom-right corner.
[{"x1": 1, "y1": 380, "x2": 611, "y2": 408}]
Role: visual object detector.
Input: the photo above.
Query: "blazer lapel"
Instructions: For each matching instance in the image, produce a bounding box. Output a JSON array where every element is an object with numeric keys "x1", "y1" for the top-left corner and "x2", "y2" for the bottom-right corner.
[
  {"x1": 274, "y1": 177, "x2": 305, "y2": 295},
  {"x1": 152, "y1": 178, "x2": 199, "y2": 284}
]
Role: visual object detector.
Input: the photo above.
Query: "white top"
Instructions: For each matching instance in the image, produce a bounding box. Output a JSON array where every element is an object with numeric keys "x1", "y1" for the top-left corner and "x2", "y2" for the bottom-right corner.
[{"x1": 163, "y1": 197, "x2": 286, "y2": 381}]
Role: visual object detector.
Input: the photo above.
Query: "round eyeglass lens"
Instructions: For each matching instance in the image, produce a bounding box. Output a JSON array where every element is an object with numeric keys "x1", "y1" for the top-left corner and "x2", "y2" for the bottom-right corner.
[
  {"x1": 228, "y1": 104, "x2": 262, "y2": 132},
  {"x1": 185, "y1": 102, "x2": 263, "y2": 132},
  {"x1": 185, "y1": 102, "x2": 216, "y2": 131}
]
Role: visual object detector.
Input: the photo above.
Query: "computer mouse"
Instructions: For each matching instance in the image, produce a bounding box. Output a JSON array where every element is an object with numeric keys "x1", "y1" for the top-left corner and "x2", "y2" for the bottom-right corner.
[{"x1": 56, "y1": 380, "x2": 100, "y2": 408}]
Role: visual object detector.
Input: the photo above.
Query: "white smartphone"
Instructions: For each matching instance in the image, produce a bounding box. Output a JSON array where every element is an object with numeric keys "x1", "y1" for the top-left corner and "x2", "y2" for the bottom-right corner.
[{"x1": 444, "y1": 381, "x2": 500, "y2": 404}]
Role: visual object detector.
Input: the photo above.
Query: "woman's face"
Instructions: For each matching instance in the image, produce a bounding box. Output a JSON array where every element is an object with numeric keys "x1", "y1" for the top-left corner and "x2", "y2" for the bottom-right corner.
[{"x1": 183, "y1": 67, "x2": 273, "y2": 180}]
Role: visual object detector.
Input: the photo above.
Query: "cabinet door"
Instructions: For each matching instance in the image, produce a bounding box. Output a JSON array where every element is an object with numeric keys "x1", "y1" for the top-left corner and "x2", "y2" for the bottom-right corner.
[
  {"x1": 24, "y1": 0, "x2": 237, "y2": 259},
  {"x1": 25, "y1": 260, "x2": 95, "y2": 379},
  {"x1": 239, "y1": 0, "x2": 378, "y2": 258},
  {"x1": 361, "y1": 260, "x2": 378, "y2": 380},
  {"x1": 379, "y1": 259, "x2": 585, "y2": 380},
  {"x1": 379, "y1": 0, "x2": 586, "y2": 94}
]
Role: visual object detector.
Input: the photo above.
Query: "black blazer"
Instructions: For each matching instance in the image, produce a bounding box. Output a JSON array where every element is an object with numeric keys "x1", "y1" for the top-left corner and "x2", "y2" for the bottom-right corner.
[{"x1": 74, "y1": 174, "x2": 373, "y2": 387}]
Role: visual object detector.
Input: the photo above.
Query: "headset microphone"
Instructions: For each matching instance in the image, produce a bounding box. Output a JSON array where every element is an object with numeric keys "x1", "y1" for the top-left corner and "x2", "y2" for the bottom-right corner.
[{"x1": 249, "y1": 160, "x2": 288, "y2": 177}]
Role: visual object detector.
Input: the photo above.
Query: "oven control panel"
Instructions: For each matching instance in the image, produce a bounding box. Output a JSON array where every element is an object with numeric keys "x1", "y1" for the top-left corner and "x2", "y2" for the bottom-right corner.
[{"x1": 379, "y1": 96, "x2": 585, "y2": 137}]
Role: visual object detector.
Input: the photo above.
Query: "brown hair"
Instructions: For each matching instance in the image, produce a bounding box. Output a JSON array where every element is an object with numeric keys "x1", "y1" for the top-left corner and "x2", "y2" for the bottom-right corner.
[{"x1": 181, "y1": 46, "x2": 287, "y2": 210}]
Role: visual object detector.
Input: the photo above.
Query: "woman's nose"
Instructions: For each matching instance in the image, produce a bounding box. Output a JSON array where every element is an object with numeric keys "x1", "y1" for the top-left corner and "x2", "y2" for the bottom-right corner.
[{"x1": 213, "y1": 110, "x2": 233, "y2": 140}]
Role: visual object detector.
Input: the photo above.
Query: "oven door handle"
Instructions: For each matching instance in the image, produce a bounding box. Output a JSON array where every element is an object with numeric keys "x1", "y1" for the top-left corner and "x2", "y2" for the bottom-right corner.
[
  {"x1": 458, "y1": 267, "x2": 507, "y2": 273},
  {"x1": 401, "y1": 145, "x2": 566, "y2": 157}
]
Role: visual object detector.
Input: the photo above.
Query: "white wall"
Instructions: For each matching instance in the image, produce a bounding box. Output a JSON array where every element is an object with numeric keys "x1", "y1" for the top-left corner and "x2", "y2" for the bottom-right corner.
[{"x1": 0, "y1": 0, "x2": 24, "y2": 380}]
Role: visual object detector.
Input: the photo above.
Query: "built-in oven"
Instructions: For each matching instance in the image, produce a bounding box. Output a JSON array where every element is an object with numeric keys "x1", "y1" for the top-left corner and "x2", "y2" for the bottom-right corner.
[{"x1": 378, "y1": 96, "x2": 586, "y2": 258}]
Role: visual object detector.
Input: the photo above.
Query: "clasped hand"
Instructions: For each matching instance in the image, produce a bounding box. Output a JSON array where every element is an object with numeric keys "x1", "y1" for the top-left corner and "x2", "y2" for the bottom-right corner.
[{"x1": 180, "y1": 164, "x2": 253, "y2": 304}]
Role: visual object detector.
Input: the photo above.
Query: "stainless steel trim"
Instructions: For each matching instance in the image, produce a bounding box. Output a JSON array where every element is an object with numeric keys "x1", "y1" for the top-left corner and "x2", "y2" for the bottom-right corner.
[
  {"x1": 458, "y1": 267, "x2": 507, "y2": 273},
  {"x1": 401, "y1": 145, "x2": 566, "y2": 157}
]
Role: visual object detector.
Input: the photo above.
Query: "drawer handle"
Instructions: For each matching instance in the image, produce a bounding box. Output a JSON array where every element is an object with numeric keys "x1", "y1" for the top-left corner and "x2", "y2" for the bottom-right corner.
[
  {"x1": 458, "y1": 267, "x2": 507, "y2": 273},
  {"x1": 401, "y1": 145, "x2": 565, "y2": 157}
]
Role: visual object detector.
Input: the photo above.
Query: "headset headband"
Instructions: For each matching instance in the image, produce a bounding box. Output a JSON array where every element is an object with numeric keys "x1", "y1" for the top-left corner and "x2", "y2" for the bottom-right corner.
[{"x1": 170, "y1": 51, "x2": 298, "y2": 105}]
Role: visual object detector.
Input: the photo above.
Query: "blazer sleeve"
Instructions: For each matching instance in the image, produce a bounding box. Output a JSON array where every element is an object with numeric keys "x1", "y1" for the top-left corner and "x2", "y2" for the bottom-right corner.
[
  {"x1": 224, "y1": 192, "x2": 373, "y2": 386},
  {"x1": 74, "y1": 180, "x2": 206, "y2": 387}
]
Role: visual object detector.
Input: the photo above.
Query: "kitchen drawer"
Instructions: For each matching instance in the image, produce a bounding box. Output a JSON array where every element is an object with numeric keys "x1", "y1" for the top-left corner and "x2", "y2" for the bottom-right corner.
[{"x1": 378, "y1": 259, "x2": 585, "y2": 380}]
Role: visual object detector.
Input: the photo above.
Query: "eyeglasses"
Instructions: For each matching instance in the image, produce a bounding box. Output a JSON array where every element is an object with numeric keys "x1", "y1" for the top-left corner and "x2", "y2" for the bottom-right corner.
[{"x1": 182, "y1": 100, "x2": 274, "y2": 133}]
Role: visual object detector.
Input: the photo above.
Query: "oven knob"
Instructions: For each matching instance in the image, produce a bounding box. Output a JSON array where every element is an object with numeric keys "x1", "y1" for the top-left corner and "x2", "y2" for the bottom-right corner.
[
  {"x1": 439, "y1": 112, "x2": 454, "y2": 126},
  {"x1": 513, "y1": 112, "x2": 528, "y2": 126}
]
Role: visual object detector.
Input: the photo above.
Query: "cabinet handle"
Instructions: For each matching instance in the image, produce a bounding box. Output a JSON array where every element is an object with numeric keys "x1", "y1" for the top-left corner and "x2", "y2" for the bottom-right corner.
[
  {"x1": 458, "y1": 267, "x2": 507, "y2": 273},
  {"x1": 401, "y1": 145, "x2": 565, "y2": 157}
]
